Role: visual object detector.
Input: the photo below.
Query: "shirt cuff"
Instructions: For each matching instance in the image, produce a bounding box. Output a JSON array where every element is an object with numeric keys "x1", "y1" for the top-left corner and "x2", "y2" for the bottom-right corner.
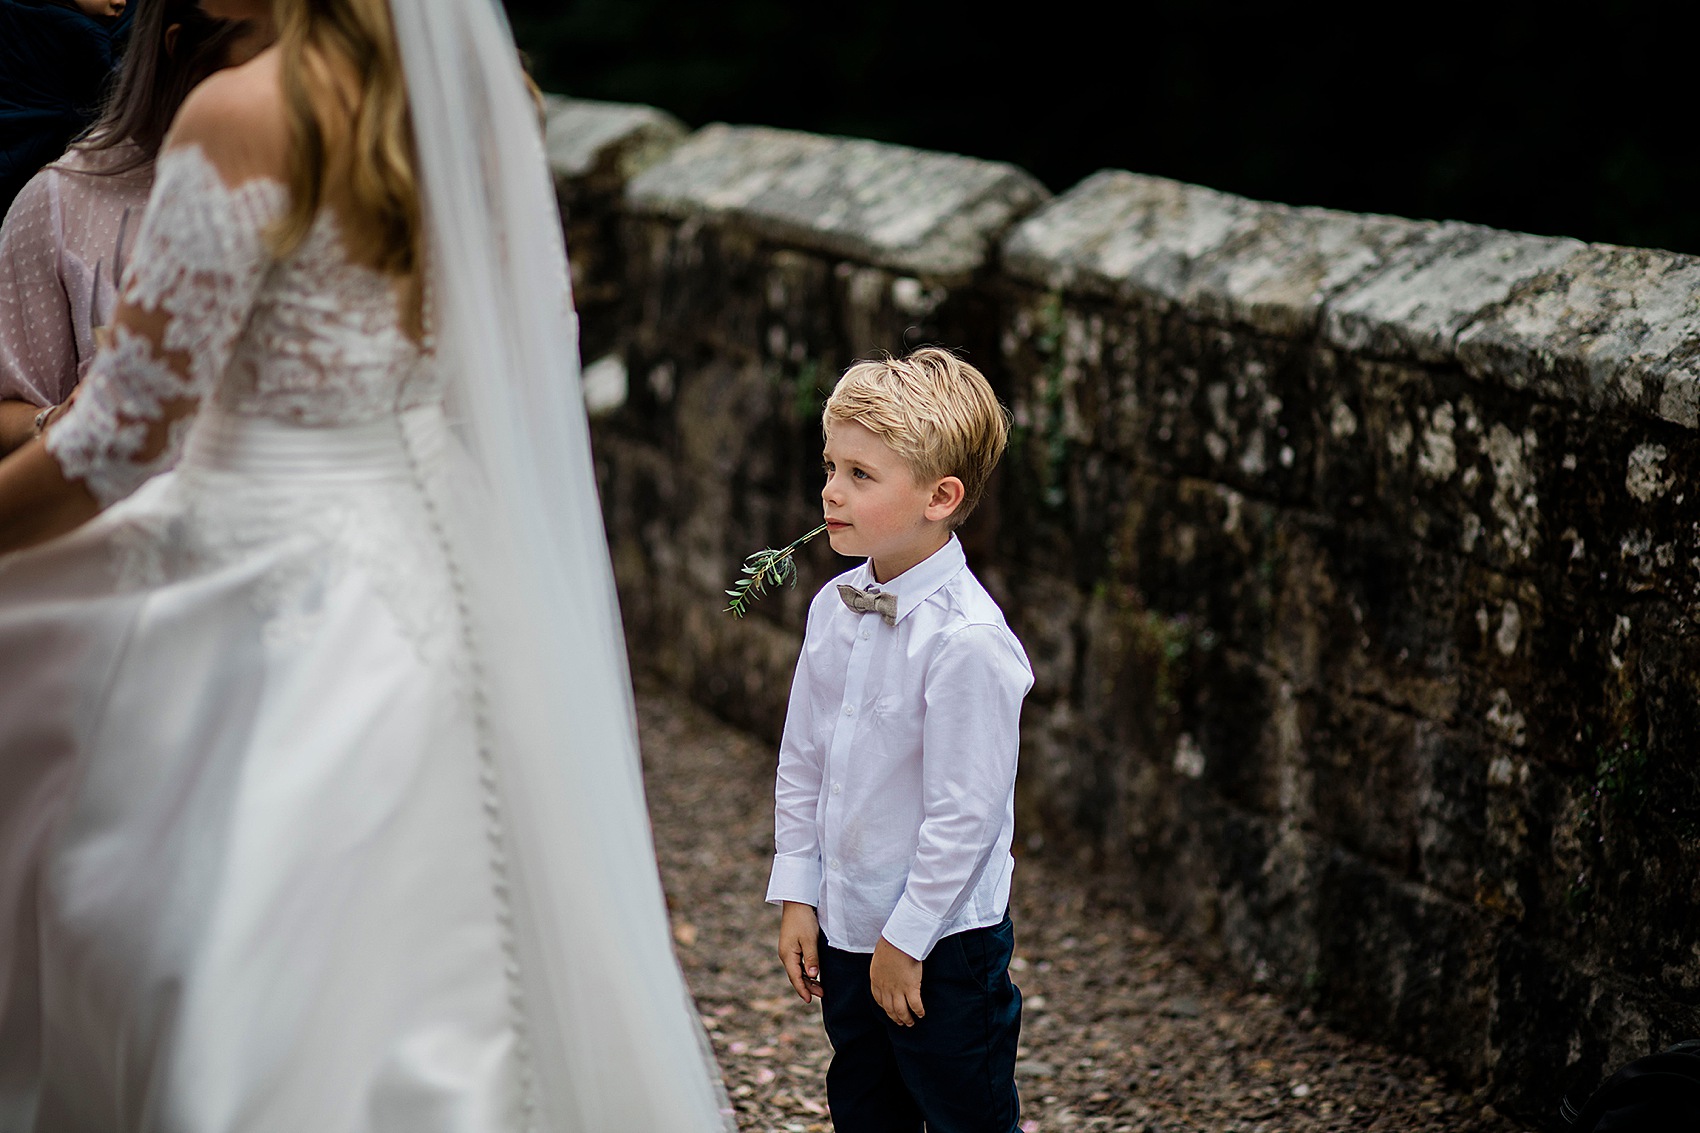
[
  {"x1": 766, "y1": 853, "x2": 822, "y2": 907},
  {"x1": 881, "y1": 892, "x2": 948, "y2": 960}
]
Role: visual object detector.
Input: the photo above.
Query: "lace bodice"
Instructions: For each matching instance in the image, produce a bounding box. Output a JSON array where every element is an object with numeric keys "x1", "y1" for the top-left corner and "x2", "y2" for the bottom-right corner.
[{"x1": 46, "y1": 144, "x2": 440, "y2": 505}]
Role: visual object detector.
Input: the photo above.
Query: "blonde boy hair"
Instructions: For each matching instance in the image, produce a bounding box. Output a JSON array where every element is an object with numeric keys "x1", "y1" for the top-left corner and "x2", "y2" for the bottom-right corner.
[{"x1": 823, "y1": 347, "x2": 1010, "y2": 530}]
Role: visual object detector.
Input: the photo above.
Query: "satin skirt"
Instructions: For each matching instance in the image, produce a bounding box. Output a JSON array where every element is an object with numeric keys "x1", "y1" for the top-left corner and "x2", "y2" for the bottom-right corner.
[{"x1": 0, "y1": 407, "x2": 519, "y2": 1132}]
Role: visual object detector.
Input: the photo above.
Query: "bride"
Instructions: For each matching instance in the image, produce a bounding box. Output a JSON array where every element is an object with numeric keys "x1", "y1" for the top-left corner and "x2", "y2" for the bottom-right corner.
[{"x1": 0, "y1": 0, "x2": 728, "y2": 1130}]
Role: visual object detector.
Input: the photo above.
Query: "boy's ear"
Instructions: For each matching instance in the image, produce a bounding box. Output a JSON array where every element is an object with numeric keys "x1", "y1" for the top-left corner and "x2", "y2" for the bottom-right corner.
[{"x1": 925, "y1": 476, "x2": 966, "y2": 523}]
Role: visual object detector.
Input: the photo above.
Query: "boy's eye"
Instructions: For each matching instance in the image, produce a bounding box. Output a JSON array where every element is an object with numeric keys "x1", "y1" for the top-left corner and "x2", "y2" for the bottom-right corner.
[{"x1": 852, "y1": 468, "x2": 870, "y2": 480}]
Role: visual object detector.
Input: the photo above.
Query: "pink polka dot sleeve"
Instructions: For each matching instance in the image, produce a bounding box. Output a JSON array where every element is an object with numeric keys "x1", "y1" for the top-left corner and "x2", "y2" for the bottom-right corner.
[{"x1": 0, "y1": 171, "x2": 78, "y2": 407}]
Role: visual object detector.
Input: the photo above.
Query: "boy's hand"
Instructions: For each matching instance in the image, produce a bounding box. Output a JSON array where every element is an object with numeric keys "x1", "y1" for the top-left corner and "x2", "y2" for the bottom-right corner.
[
  {"x1": 870, "y1": 936, "x2": 924, "y2": 1027},
  {"x1": 778, "y1": 901, "x2": 824, "y2": 1003}
]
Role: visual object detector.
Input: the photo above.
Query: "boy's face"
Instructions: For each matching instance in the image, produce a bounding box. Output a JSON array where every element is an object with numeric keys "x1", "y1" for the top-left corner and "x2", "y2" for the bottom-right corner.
[
  {"x1": 822, "y1": 420, "x2": 953, "y2": 582},
  {"x1": 74, "y1": 0, "x2": 125, "y2": 18}
]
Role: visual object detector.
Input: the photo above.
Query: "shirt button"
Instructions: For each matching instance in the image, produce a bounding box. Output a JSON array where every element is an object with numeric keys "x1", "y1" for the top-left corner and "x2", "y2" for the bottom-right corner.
[
  {"x1": 829, "y1": 859, "x2": 841, "y2": 870},
  {"x1": 843, "y1": 705, "x2": 854, "y2": 716},
  {"x1": 860, "y1": 630, "x2": 870, "y2": 640},
  {"x1": 831, "y1": 782, "x2": 842, "y2": 795}
]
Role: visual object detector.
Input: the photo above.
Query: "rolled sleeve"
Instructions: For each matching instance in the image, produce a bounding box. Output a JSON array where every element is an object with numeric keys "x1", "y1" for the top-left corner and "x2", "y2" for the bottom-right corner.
[{"x1": 0, "y1": 172, "x2": 77, "y2": 405}]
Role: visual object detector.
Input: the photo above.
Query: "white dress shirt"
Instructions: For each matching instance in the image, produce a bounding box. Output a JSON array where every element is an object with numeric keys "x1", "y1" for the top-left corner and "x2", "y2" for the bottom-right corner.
[{"x1": 766, "y1": 536, "x2": 1033, "y2": 959}]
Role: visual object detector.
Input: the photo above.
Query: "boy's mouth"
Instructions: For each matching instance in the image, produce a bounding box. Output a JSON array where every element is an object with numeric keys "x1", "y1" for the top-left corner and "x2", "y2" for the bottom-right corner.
[{"x1": 824, "y1": 519, "x2": 850, "y2": 532}]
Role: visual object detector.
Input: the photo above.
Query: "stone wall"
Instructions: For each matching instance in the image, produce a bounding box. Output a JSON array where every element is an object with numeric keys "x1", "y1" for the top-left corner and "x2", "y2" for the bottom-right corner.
[{"x1": 546, "y1": 97, "x2": 1700, "y2": 1123}]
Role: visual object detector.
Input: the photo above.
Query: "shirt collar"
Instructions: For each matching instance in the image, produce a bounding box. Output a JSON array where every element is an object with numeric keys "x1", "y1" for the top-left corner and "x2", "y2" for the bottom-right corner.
[{"x1": 851, "y1": 535, "x2": 965, "y2": 625}]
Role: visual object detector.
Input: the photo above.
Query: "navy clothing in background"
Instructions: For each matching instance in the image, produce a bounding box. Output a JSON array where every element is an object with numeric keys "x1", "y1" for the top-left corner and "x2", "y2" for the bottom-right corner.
[{"x1": 0, "y1": 1, "x2": 129, "y2": 218}]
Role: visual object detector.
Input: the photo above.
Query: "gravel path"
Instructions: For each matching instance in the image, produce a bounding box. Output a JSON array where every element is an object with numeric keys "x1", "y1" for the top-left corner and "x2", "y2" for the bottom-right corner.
[{"x1": 638, "y1": 683, "x2": 1540, "y2": 1133}]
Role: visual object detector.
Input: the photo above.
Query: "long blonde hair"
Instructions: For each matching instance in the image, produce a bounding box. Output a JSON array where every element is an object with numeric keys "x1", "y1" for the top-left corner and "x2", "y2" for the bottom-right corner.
[{"x1": 269, "y1": 0, "x2": 421, "y2": 288}]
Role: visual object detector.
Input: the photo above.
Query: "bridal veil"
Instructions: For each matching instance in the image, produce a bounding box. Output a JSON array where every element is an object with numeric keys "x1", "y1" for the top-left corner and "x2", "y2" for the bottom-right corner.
[{"x1": 391, "y1": 2, "x2": 729, "y2": 1127}]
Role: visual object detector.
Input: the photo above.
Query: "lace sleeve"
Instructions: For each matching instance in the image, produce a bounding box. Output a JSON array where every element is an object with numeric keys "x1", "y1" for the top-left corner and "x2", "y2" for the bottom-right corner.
[{"x1": 44, "y1": 145, "x2": 285, "y2": 506}]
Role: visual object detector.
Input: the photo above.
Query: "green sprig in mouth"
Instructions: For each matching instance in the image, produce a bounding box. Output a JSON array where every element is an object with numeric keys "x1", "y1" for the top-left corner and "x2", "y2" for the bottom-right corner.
[{"x1": 724, "y1": 522, "x2": 829, "y2": 617}]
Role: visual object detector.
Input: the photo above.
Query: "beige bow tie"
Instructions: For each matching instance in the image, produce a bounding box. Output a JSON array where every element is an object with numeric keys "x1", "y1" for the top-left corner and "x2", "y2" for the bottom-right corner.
[{"x1": 838, "y1": 584, "x2": 897, "y2": 626}]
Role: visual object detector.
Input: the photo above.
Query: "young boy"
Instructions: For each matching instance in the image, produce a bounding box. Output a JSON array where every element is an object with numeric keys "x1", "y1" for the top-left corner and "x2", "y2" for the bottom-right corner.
[{"x1": 767, "y1": 347, "x2": 1033, "y2": 1133}]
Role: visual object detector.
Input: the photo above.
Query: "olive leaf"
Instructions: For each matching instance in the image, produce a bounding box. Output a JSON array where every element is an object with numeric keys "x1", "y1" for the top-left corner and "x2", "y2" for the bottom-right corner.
[{"x1": 724, "y1": 522, "x2": 829, "y2": 617}]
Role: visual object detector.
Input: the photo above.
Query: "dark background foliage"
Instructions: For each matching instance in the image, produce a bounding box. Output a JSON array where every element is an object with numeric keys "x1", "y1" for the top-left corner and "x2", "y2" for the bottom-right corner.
[{"x1": 502, "y1": 0, "x2": 1696, "y2": 255}]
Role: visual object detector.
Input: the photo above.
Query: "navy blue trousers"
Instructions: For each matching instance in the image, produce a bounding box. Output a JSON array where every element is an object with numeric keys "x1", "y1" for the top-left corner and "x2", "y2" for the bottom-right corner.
[{"x1": 818, "y1": 916, "x2": 1022, "y2": 1133}]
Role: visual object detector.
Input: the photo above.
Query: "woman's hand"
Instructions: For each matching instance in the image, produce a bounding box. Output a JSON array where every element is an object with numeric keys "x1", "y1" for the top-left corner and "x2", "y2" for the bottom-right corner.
[
  {"x1": 45, "y1": 381, "x2": 83, "y2": 429},
  {"x1": 33, "y1": 399, "x2": 68, "y2": 436}
]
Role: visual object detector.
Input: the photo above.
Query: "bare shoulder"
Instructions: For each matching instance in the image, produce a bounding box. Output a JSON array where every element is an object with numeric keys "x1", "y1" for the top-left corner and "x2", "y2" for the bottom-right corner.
[{"x1": 162, "y1": 48, "x2": 288, "y2": 183}]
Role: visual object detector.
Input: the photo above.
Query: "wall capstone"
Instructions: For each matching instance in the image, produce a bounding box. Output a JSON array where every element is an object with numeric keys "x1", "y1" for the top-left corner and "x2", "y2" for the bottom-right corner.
[
  {"x1": 628, "y1": 123, "x2": 1048, "y2": 281},
  {"x1": 1002, "y1": 169, "x2": 1430, "y2": 338},
  {"x1": 544, "y1": 95, "x2": 687, "y2": 186},
  {"x1": 1457, "y1": 246, "x2": 1700, "y2": 428}
]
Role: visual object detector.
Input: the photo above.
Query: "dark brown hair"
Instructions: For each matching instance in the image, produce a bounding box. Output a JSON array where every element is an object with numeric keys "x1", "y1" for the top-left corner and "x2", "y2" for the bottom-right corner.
[{"x1": 75, "y1": 0, "x2": 247, "y2": 173}]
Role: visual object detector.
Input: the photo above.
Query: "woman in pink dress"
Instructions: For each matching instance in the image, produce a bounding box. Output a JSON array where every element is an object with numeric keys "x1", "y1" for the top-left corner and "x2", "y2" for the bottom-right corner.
[{"x1": 0, "y1": 0, "x2": 269, "y2": 454}]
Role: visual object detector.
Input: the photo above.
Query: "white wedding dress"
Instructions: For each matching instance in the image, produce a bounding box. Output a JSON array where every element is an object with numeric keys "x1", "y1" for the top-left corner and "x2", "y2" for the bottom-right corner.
[{"x1": 0, "y1": 54, "x2": 728, "y2": 1131}]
